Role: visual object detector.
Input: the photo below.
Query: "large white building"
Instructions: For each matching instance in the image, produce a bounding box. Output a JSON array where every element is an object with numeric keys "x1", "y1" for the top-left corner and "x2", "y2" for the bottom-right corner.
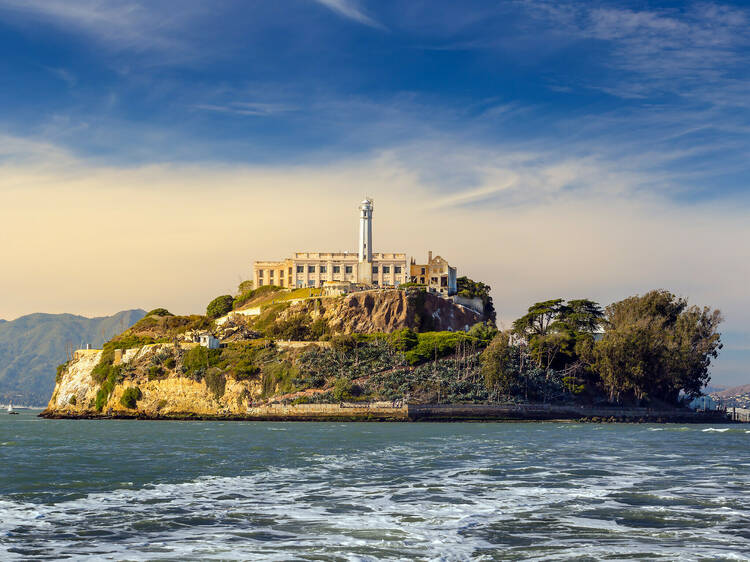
[{"x1": 253, "y1": 199, "x2": 409, "y2": 289}]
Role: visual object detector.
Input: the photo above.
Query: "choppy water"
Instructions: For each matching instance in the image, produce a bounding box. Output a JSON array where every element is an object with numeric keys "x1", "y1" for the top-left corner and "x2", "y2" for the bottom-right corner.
[{"x1": 1, "y1": 412, "x2": 749, "y2": 560}]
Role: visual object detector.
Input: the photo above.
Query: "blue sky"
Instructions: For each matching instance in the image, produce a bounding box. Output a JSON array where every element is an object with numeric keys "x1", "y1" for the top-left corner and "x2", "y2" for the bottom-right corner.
[
  {"x1": 0, "y1": 0, "x2": 748, "y2": 385},
  {"x1": 2, "y1": 0, "x2": 749, "y2": 190}
]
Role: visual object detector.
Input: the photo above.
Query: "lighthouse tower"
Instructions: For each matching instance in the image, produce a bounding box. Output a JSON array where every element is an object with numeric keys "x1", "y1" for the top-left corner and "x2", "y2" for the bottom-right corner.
[
  {"x1": 357, "y1": 198, "x2": 374, "y2": 283},
  {"x1": 358, "y1": 198, "x2": 373, "y2": 262}
]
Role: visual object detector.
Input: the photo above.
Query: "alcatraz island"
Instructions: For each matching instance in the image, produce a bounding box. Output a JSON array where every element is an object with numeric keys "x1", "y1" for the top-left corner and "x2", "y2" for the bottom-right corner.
[{"x1": 43, "y1": 199, "x2": 731, "y2": 423}]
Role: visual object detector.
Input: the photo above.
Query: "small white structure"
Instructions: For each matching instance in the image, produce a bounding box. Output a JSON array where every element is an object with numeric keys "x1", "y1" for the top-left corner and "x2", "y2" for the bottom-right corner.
[
  {"x1": 198, "y1": 333, "x2": 221, "y2": 349},
  {"x1": 688, "y1": 395, "x2": 717, "y2": 411}
]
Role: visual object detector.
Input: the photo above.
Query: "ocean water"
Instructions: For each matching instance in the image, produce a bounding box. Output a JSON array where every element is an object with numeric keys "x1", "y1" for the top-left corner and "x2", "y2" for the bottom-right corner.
[{"x1": 1, "y1": 412, "x2": 749, "y2": 561}]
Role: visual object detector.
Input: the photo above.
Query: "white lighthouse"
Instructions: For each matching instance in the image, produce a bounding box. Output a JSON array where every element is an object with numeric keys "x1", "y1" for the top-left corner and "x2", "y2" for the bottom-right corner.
[
  {"x1": 358, "y1": 198, "x2": 373, "y2": 263},
  {"x1": 357, "y1": 198, "x2": 374, "y2": 283}
]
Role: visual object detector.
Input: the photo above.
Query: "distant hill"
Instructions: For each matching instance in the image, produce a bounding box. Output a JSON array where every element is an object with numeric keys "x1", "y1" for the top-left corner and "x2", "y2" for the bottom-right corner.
[
  {"x1": 0, "y1": 310, "x2": 146, "y2": 406},
  {"x1": 713, "y1": 384, "x2": 750, "y2": 399}
]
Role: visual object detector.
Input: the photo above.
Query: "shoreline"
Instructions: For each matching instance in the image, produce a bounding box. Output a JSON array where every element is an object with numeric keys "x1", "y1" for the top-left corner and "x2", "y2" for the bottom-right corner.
[{"x1": 39, "y1": 402, "x2": 734, "y2": 423}]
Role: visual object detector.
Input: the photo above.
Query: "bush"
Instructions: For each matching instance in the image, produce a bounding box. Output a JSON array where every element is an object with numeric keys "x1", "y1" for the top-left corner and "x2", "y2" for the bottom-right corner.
[
  {"x1": 146, "y1": 308, "x2": 173, "y2": 317},
  {"x1": 405, "y1": 331, "x2": 474, "y2": 365},
  {"x1": 332, "y1": 377, "x2": 354, "y2": 402},
  {"x1": 182, "y1": 346, "x2": 220, "y2": 378},
  {"x1": 389, "y1": 328, "x2": 418, "y2": 352},
  {"x1": 467, "y1": 322, "x2": 498, "y2": 343},
  {"x1": 56, "y1": 361, "x2": 69, "y2": 383},
  {"x1": 69, "y1": 395, "x2": 77, "y2": 406},
  {"x1": 120, "y1": 386, "x2": 142, "y2": 409},
  {"x1": 204, "y1": 371, "x2": 226, "y2": 400},
  {"x1": 148, "y1": 365, "x2": 164, "y2": 380},
  {"x1": 95, "y1": 365, "x2": 123, "y2": 411},
  {"x1": 207, "y1": 295, "x2": 234, "y2": 319}
]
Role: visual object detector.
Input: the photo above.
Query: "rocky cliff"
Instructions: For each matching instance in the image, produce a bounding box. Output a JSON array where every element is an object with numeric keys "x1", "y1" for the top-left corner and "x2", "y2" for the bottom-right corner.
[
  {"x1": 267, "y1": 289, "x2": 481, "y2": 335},
  {"x1": 45, "y1": 344, "x2": 265, "y2": 418}
]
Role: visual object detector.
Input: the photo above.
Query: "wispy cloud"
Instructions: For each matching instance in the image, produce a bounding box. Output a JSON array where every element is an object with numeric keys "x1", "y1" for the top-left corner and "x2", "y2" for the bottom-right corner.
[
  {"x1": 523, "y1": 1, "x2": 750, "y2": 105},
  {"x1": 0, "y1": 0, "x2": 196, "y2": 55},
  {"x1": 193, "y1": 102, "x2": 298, "y2": 117},
  {"x1": 312, "y1": 0, "x2": 385, "y2": 30}
]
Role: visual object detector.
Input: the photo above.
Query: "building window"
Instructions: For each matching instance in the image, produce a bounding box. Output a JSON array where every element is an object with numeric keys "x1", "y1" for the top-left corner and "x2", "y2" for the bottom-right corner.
[
  {"x1": 420, "y1": 277, "x2": 425, "y2": 284},
  {"x1": 258, "y1": 270, "x2": 264, "y2": 278},
  {"x1": 394, "y1": 266, "x2": 401, "y2": 274},
  {"x1": 382, "y1": 266, "x2": 390, "y2": 274},
  {"x1": 431, "y1": 277, "x2": 438, "y2": 284},
  {"x1": 373, "y1": 280, "x2": 378, "y2": 285},
  {"x1": 333, "y1": 265, "x2": 340, "y2": 273},
  {"x1": 308, "y1": 266, "x2": 316, "y2": 273},
  {"x1": 288, "y1": 267, "x2": 292, "y2": 275},
  {"x1": 258, "y1": 280, "x2": 264, "y2": 286},
  {"x1": 297, "y1": 265, "x2": 304, "y2": 273},
  {"x1": 308, "y1": 280, "x2": 315, "y2": 287},
  {"x1": 441, "y1": 277, "x2": 448, "y2": 287},
  {"x1": 297, "y1": 280, "x2": 303, "y2": 288},
  {"x1": 372, "y1": 266, "x2": 379, "y2": 274},
  {"x1": 269, "y1": 271, "x2": 274, "y2": 278},
  {"x1": 345, "y1": 265, "x2": 353, "y2": 274},
  {"x1": 421, "y1": 267, "x2": 426, "y2": 275},
  {"x1": 320, "y1": 266, "x2": 327, "y2": 273}
]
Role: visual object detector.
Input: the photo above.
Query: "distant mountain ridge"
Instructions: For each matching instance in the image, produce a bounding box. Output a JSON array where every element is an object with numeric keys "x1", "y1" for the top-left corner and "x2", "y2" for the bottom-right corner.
[
  {"x1": 0, "y1": 310, "x2": 146, "y2": 405},
  {"x1": 713, "y1": 384, "x2": 750, "y2": 399}
]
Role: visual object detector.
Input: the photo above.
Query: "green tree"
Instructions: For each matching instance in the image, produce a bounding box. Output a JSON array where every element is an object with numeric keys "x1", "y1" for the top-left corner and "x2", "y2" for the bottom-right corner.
[
  {"x1": 206, "y1": 295, "x2": 234, "y2": 319},
  {"x1": 592, "y1": 290, "x2": 722, "y2": 404},
  {"x1": 512, "y1": 298, "x2": 603, "y2": 370}
]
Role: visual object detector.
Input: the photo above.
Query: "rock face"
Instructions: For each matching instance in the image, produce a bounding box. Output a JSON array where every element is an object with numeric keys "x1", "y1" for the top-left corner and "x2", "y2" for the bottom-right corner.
[
  {"x1": 45, "y1": 344, "x2": 264, "y2": 418},
  {"x1": 289, "y1": 289, "x2": 481, "y2": 334}
]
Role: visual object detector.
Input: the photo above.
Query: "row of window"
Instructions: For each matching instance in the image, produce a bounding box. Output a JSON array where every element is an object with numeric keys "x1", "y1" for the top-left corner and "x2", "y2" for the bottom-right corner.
[
  {"x1": 259, "y1": 265, "x2": 405, "y2": 278},
  {"x1": 297, "y1": 279, "x2": 402, "y2": 288}
]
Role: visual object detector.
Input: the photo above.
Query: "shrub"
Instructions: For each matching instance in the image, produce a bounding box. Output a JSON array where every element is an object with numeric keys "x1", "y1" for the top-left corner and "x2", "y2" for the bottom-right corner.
[
  {"x1": 56, "y1": 361, "x2": 69, "y2": 383},
  {"x1": 120, "y1": 386, "x2": 142, "y2": 409},
  {"x1": 389, "y1": 328, "x2": 418, "y2": 352},
  {"x1": 69, "y1": 395, "x2": 77, "y2": 406},
  {"x1": 148, "y1": 365, "x2": 164, "y2": 380},
  {"x1": 405, "y1": 331, "x2": 473, "y2": 365},
  {"x1": 266, "y1": 312, "x2": 315, "y2": 341},
  {"x1": 204, "y1": 371, "x2": 226, "y2": 400},
  {"x1": 261, "y1": 360, "x2": 298, "y2": 397},
  {"x1": 146, "y1": 308, "x2": 173, "y2": 317},
  {"x1": 164, "y1": 356, "x2": 176, "y2": 370},
  {"x1": 332, "y1": 377, "x2": 363, "y2": 401},
  {"x1": 237, "y1": 280, "x2": 254, "y2": 295},
  {"x1": 467, "y1": 322, "x2": 498, "y2": 344},
  {"x1": 292, "y1": 395, "x2": 312, "y2": 405},
  {"x1": 207, "y1": 295, "x2": 234, "y2": 319},
  {"x1": 95, "y1": 366, "x2": 122, "y2": 411},
  {"x1": 182, "y1": 346, "x2": 220, "y2": 378}
]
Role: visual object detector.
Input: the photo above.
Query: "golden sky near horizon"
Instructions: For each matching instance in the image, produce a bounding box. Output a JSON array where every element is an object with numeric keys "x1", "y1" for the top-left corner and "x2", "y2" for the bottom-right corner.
[{"x1": 2, "y1": 138, "x2": 748, "y2": 333}]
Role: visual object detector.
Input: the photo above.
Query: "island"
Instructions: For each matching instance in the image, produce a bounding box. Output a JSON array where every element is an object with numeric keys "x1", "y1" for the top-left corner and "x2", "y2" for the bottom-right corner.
[{"x1": 42, "y1": 199, "x2": 728, "y2": 423}]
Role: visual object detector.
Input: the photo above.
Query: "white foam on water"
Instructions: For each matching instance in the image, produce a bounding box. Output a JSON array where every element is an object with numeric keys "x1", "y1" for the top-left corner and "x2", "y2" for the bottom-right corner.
[
  {"x1": 2, "y1": 427, "x2": 750, "y2": 560},
  {"x1": 702, "y1": 428, "x2": 730, "y2": 432}
]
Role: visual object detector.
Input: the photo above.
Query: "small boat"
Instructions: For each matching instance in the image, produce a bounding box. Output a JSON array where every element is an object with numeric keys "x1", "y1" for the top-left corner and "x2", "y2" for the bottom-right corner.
[{"x1": 8, "y1": 402, "x2": 19, "y2": 415}]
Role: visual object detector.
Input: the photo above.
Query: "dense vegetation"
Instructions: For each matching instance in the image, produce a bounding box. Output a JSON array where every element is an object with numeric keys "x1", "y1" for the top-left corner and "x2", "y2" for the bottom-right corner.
[
  {"x1": 206, "y1": 295, "x2": 234, "y2": 319},
  {"x1": 483, "y1": 290, "x2": 722, "y2": 406},
  {"x1": 67, "y1": 289, "x2": 721, "y2": 411}
]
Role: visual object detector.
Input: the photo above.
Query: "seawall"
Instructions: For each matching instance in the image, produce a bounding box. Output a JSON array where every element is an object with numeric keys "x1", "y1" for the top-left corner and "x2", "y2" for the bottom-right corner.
[{"x1": 41, "y1": 401, "x2": 731, "y2": 423}]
